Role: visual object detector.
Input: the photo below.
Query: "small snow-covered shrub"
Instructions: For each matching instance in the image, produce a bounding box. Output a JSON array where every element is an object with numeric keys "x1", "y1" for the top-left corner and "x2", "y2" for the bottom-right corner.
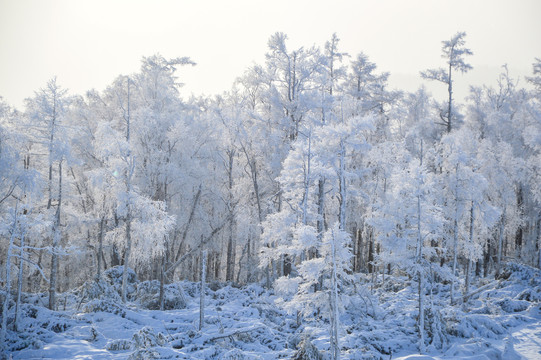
[
  {"x1": 426, "y1": 306, "x2": 447, "y2": 349},
  {"x1": 86, "y1": 326, "x2": 100, "y2": 342},
  {"x1": 104, "y1": 265, "x2": 138, "y2": 300},
  {"x1": 170, "y1": 337, "x2": 184, "y2": 349},
  {"x1": 517, "y1": 286, "x2": 541, "y2": 302},
  {"x1": 23, "y1": 292, "x2": 49, "y2": 308},
  {"x1": 446, "y1": 314, "x2": 505, "y2": 339},
  {"x1": 242, "y1": 284, "x2": 266, "y2": 298},
  {"x1": 105, "y1": 265, "x2": 138, "y2": 285},
  {"x1": 21, "y1": 304, "x2": 39, "y2": 319},
  {"x1": 220, "y1": 348, "x2": 263, "y2": 359},
  {"x1": 76, "y1": 277, "x2": 122, "y2": 302},
  {"x1": 214, "y1": 285, "x2": 236, "y2": 300},
  {"x1": 208, "y1": 280, "x2": 225, "y2": 291},
  {"x1": 181, "y1": 281, "x2": 200, "y2": 297},
  {"x1": 136, "y1": 280, "x2": 186, "y2": 310},
  {"x1": 500, "y1": 262, "x2": 541, "y2": 286},
  {"x1": 106, "y1": 338, "x2": 134, "y2": 351},
  {"x1": 132, "y1": 326, "x2": 167, "y2": 348},
  {"x1": 192, "y1": 346, "x2": 219, "y2": 358},
  {"x1": 7, "y1": 333, "x2": 43, "y2": 352},
  {"x1": 128, "y1": 348, "x2": 161, "y2": 360},
  {"x1": 49, "y1": 320, "x2": 69, "y2": 333},
  {"x1": 82, "y1": 298, "x2": 126, "y2": 317},
  {"x1": 287, "y1": 333, "x2": 302, "y2": 350},
  {"x1": 445, "y1": 338, "x2": 500, "y2": 359},
  {"x1": 3, "y1": 304, "x2": 82, "y2": 354},
  {"x1": 498, "y1": 313, "x2": 530, "y2": 331},
  {"x1": 292, "y1": 337, "x2": 323, "y2": 360},
  {"x1": 381, "y1": 276, "x2": 410, "y2": 293},
  {"x1": 135, "y1": 280, "x2": 159, "y2": 308},
  {"x1": 39, "y1": 313, "x2": 71, "y2": 334},
  {"x1": 495, "y1": 298, "x2": 530, "y2": 313}
]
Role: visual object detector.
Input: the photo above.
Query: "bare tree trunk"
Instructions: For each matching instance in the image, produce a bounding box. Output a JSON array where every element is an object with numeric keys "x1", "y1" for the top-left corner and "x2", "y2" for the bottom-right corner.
[
  {"x1": 537, "y1": 214, "x2": 541, "y2": 269},
  {"x1": 447, "y1": 62, "x2": 453, "y2": 133},
  {"x1": 355, "y1": 226, "x2": 363, "y2": 272},
  {"x1": 199, "y1": 250, "x2": 207, "y2": 331},
  {"x1": 97, "y1": 215, "x2": 105, "y2": 280},
  {"x1": 418, "y1": 274, "x2": 425, "y2": 353},
  {"x1": 225, "y1": 150, "x2": 236, "y2": 282},
  {"x1": 225, "y1": 229, "x2": 235, "y2": 282},
  {"x1": 483, "y1": 241, "x2": 491, "y2": 278},
  {"x1": 236, "y1": 241, "x2": 249, "y2": 284},
  {"x1": 241, "y1": 147, "x2": 263, "y2": 224},
  {"x1": 450, "y1": 219, "x2": 458, "y2": 306},
  {"x1": 121, "y1": 76, "x2": 132, "y2": 304},
  {"x1": 212, "y1": 252, "x2": 218, "y2": 280},
  {"x1": 121, "y1": 216, "x2": 132, "y2": 303},
  {"x1": 246, "y1": 238, "x2": 253, "y2": 283},
  {"x1": 317, "y1": 179, "x2": 325, "y2": 241},
  {"x1": 515, "y1": 186, "x2": 524, "y2": 256},
  {"x1": 241, "y1": 148, "x2": 262, "y2": 283},
  {"x1": 301, "y1": 132, "x2": 312, "y2": 227},
  {"x1": 368, "y1": 229, "x2": 374, "y2": 274},
  {"x1": 496, "y1": 211, "x2": 505, "y2": 277},
  {"x1": 265, "y1": 261, "x2": 271, "y2": 289},
  {"x1": 338, "y1": 140, "x2": 346, "y2": 231},
  {"x1": 174, "y1": 185, "x2": 201, "y2": 264},
  {"x1": 416, "y1": 168, "x2": 426, "y2": 354},
  {"x1": 15, "y1": 221, "x2": 26, "y2": 331},
  {"x1": 49, "y1": 160, "x2": 63, "y2": 311},
  {"x1": 465, "y1": 260, "x2": 471, "y2": 299},
  {"x1": 329, "y1": 228, "x2": 340, "y2": 360},
  {"x1": 464, "y1": 203, "x2": 475, "y2": 297},
  {"x1": 14, "y1": 189, "x2": 29, "y2": 332},
  {"x1": 46, "y1": 99, "x2": 56, "y2": 210},
  {"x1": 1, "y1": 200, "x2": 20, "y2": 346},
  {"x1": 28, "y1": 249, "x2": 43, "y2": 292},
  {"x1": 159, "y1": 256, "x2": 165, "y2": 311}
]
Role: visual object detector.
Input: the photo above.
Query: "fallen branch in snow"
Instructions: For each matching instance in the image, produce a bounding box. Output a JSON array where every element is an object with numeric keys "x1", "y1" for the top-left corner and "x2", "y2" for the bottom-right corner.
[
  {"x1": 452, "y1": 280, "x2": 502, "y2": 305},
  {"x1": 205, "y1": 325, "x2": 264, "y2": 343}
]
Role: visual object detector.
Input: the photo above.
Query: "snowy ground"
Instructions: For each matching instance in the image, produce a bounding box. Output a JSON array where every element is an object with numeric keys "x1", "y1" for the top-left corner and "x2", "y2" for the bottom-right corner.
[{"x1": 3, "y1": 263, "x2": 541, "y2": 359}]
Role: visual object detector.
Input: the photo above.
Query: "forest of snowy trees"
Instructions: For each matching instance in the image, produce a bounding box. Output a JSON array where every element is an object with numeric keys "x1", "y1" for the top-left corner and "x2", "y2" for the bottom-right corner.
[{"x1": 1, "y1": 32, "x2": 541, "y2": 359}]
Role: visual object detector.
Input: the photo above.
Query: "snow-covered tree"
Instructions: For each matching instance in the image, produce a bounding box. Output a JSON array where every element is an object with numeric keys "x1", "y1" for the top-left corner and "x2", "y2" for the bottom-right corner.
[
  {"x1": 94, "y1": 74, "x2": 175, "y2": 302},
  {"x1": 438, "y1": 130, "x2": 499, "y2": 300},
  {"x1": 264, "y1": 32, "x2": 322, "y2": 141},
  {"x1": 0, "y1": 99, "x2": 44, "y2": 344},
  {"x1": 370, "y1": 146, "x2": 444, "y2": 352},
  {"x1": 23, "y1": 78, "x2": 74, "y2": 309},
  {"x1": 421, "y1": 32, "x2": 473, "y2": 133}
]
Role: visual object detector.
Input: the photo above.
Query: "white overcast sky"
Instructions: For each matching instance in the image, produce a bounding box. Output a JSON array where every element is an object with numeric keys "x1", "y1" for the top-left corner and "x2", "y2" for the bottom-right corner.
[{"x1": 1, "y1": 0, "x2": 540, "y2": 109}]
